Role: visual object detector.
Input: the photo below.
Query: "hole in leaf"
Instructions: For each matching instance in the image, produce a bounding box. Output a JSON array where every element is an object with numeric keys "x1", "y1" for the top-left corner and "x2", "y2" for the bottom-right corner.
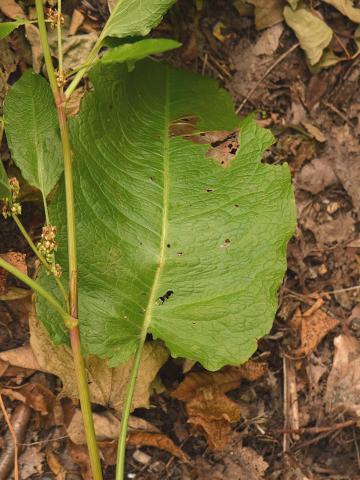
[
  {"x1": 221, "y1": 239, "x2": 231, "y2": 248},
  {"x1": 169, "y1": 117, "x2": 240, "y2": 169}
]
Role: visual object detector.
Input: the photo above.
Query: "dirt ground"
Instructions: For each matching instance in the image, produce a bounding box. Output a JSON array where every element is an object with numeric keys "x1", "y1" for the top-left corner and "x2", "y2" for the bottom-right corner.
[{"x1": 1, "y1": 0, "x2": 360, "y2": 479}]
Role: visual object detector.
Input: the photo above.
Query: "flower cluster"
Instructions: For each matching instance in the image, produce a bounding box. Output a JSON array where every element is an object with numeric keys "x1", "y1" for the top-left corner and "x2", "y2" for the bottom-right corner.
[
  {"x1": 37, "y1": 224, "x2": 62, "y2": 277},
  {"x1": 46, "y1": 7, "x2": 64, "y2": 30},
  {"x1": 1, "y1": 177, "x2": 22, "y2": 219}
]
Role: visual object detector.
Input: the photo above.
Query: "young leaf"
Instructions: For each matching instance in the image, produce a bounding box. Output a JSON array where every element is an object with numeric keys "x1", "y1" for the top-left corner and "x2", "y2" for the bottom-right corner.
[
  {"x1": 102, "y1": 0, "x2": 176, "y2": 39},
  {"x1": 0, "y1": 19, "x2": 26, "y2": 40},
  {"x1": 37, "y1": 60, "x2": 296, "y2": 371},
  {"x1": 4, "y1": 70, "x2": 63, "y2": 198},
  {"x1": 100, "y1": 38, "x2": 181, "y2": 65},
  {"x1": 0, "y1": 161, "x2": 10, "y2": 201}
]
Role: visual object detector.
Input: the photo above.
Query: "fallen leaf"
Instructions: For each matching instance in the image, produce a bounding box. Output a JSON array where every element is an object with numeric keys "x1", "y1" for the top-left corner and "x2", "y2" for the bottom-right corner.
[
  {"x1": 233, "y1": 0, "x2": 254, "y2": 16},
  {"x1": 46, "y1": 450, "x2": 66, "y2": 480},
  {"x1": 29, "y1": 310, "x2": 168, "y2": 412},
  {"x1": 69, "y1": 9, "x2": 85, "y2": 35},
  {"x1": 247, "y1": 0, "x2": 284, "y2": 30},
  {"x1": 68, "y1": 443, "x2": 92, "y2": 480},
  {"x1": 128, "y1": 432, "x2": 189, "y2": 463},
  {"x1": 0, "y1": 252, "x2": 27, "y2": 294},
  {"x1": 284, "y1": 6, "x2": 333, "y2": 65},
  {"x1": 301, "y1": 121, "x2": 326, "y2": 143},
  {"x1": 0, "y1": 345, "x2": 41, "y2": 370},
  {"x1": 295, "y1": 157, "x2": 337, "y2": 194},
  {"x1": 25, "y1": 24, "x2": 42, "y2": 73},
  {"x1": 322, "y1": 0, "x2": 360, "y2": 23},
  {"x1": 1, "y1": 382, "x2": 55, "y2": 415},
  {"x1": 290, "y1": 307, "x2": 339, "y2": 357},
  {"x1": 66, "y1": 408, "x2": 159, "y2": 445},
  {"x1": 326, "y1": 333, "x2": 360, "y2": 416},
  {"x1": 19, "y1": 445, "x2": 45, "y2": 479},
  {"x1": 172, "y1": 361, "x2": 266, "y2": 450},
  {"x1": 0, "y1": 0, "x2": 25, "y2": 19}
]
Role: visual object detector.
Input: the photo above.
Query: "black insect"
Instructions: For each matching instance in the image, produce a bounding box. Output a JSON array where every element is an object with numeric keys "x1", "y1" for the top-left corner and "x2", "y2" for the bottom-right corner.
[{"x1": 158, "y1": 290, "x2": 174, "y2": 304}]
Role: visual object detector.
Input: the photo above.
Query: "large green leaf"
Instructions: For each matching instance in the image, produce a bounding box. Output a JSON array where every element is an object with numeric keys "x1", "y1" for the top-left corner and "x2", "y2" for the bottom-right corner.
[
  {"x1": 37, "y1": 60, "x2": 296, "y2": 371},
  {"x1": 102, "y1": 0, "x2": 176, "y2": 39},
  {"x1": 4, "y1": 70, "x2": 63, "y2": 198}
]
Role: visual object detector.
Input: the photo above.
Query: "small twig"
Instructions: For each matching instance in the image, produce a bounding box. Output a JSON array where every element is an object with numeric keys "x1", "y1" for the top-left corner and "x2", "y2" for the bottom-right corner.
[
  {"x1": 272, "y1": 419, "x2": 358, "y2": 435},
  {"x1": 0, "y1": 399, "x2": 32, "y2": 480},
  {"x1": 316, "y1": 284, "x2": 360, "y2": 297},
  {"x1": 322, "y1": 100, "x2": 355, "y2": 129},
  {"x1": 236, "y1": 43, "x2": 300, "y2": 114}
]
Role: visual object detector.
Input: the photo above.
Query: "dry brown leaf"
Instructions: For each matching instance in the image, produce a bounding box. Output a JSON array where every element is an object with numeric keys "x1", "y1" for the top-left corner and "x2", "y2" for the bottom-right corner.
[
  {"x1": 172, "y1": 360, "x2": 267, "y2": 401},
  {"x1": 1, "y1": 382, "x2": 55, "y2": 415},
  {"x1": 0, "y1": 345, "x2": 41, "y2": 370},
  {"x1": 0, "y1": 287, "x2": 31, "y2": 301},
  {"x1": 0, "y1": 252, "x2": 27, "y2": 294},
  {"x1": 46, "y1": 450, "x2": 66, "y2": 480},
  {"x1": 325, "y1": 333, "x2": 360, "y2": 416},
  {"x1": 67, "y1": 408, "x2": 159, "y2": 445},
  {"x1": 172, "y1": 361, "x2": 266, "y2": 450},
  {"x1": 128, "y1": 432, "x2": 189, "y2": 463},
  {"x1": 68, "y1": 443, "x2": 92, "y2": 480},
  {"x1": 25, "y1": 24, "x2": 42, "y2": 73},
  {"x1": 0, "y1": 0, "x2": 25, "y2": 19},
  {"x1": 290, "y1": 307, "x2": 339, "y2": 357},
  {"x1": 29, "y1": 310, "x2": 168, "y2": 411},
  {"x1": 69, "y1": 9, "x2": 85, "y2": 35},
  {"x1": 247, "y1": 0, "x2": 284, "y2": 30},
  {"x1": 19, "y1": 445, "x2": 45, "y2": 479}
]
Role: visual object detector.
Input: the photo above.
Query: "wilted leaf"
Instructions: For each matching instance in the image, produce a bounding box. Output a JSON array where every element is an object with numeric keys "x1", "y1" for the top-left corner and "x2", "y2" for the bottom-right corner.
[
  {"x1": 29, "y1": 310, "x2": 168, "y2": 412},
  {"x1": 172, "y1": 361, "x2": 266, "y2": 450},
  {"x1": 102, "y1": 0, "x2": 176, "y2": 39},
  {"x1": 0, "y1": 344, "x2": 41, "y2": 370},
  {"x1": 48, "y1": 32, "x2": 98, "y2": 72},
  {"x1": 67, "y1": 408, "x2": 159, "y2": 444},
  {"x1": 0, "y1": 0, "x2": 24, "y2": 19},
  {"x1": 284, "y1": 6, "x2": 333, "y2": 65},
  {"x1": 290, "y1": 307, "x2": 339, "y2": 357},
  {"x1": 322, "y1": 0, "x2": 360, "y2": 23},
  {"x1": 0, "y1": 19, "x2": 26, "y2": 40},
  {"x1": 4, "y1": 70, "x2": 63, "y2": 198},
  {"x1": 1, "y1": 382, "x2": 55, "y2": 415},
  {"x1": 246, "y1": 0, "x2": 284, "y2": 30},
  {"x1": 100, "y1": 38, "x2": 181, "y2": 65},
  {"x1": 128, "y1": 432, "x2": 189, "y2": 462},
  {"x1": 37, "y1": 60, "x2": 295, "y2": 371},
  {"x1": 326, "y1": 333, "x2": 360, "y2": 416}
]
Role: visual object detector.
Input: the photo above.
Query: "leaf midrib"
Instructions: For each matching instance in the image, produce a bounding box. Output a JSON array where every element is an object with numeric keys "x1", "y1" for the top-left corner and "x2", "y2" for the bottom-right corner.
[{"x1": 140, "y1": 66, "x2": 170, "y2": 340}]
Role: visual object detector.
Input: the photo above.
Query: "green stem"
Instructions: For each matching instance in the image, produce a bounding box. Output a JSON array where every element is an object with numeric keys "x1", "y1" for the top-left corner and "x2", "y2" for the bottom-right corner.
[
  {"x1": 65, "y1": 34, "x2": 103, "y2": 99},
  {"x1": 12, "y1": 214, "x2": 69, "y2": 311},
  {"x1": 0, "y1": 257, "x2": 74, "y2": 327},
  {"x1": 35, "y1": 2, "x2": 103, "y2": 478},
  {"x1": 116, "y1": 334, "x2": 147, "y2": 480},
  {"x1": 57, "y1": 0, "x2": 63, "y2": 77}
]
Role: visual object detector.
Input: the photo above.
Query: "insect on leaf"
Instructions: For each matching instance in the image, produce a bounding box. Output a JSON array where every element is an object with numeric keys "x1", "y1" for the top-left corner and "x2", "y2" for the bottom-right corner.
[{"x1": 37, "y1": 60, "x2": 296, "y2": 371}]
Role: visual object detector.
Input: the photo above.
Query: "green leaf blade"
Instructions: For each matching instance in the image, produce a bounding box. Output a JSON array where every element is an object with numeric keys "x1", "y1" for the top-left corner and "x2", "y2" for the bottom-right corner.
[
  {"x1": 0, "y1": 20, "x2": 26, "y2": 40},
  {"x1": 4, "y1": 70, "x2": 63, "y2": 198},
  {"x1": 37, "y1": 60, "x2": 296, "y2": 370},
  {"x1": 0, "y1": 161, "x2": 10, "y2": 201},
  {"x1": 102, "y1": 0, "x2": 176, "y2": 39},
  {"x1": 100, "y1": 38, "x2": 181, "y2": 65}
]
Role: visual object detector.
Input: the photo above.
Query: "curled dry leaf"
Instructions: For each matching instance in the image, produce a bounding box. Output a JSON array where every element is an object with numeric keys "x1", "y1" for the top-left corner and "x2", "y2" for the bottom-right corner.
[
  {"x1": 172, "y1": 361, "x2": 266, "y2": 450},
  {"x1": 284, "y1": 6, "x2": 333, "y2": 65},
  {"x1": 68, "y1": 443, "x2": 92, "y2": 480},
  {"x1": 0, "y1": 382, "x2": 55, "y2": 415},
  {"x1": 322, "y1": 0, "x2": 360, "y2": 23},
  {"x1": 66, "y1": 408, "x2": 159, "y2": 445},
  {"x1": 99, "y1": 432, "x2": 189, "y2": 465},
  {"x1": 290, "y1": 307, "x2": 339, "y2": 357},
  {"x1": 46, "y1": 450, "x2": 66, "y2": 480},
  {"x1": 29, "y1": 310, "x2": 168, "y2": 411},
  {"x1": 246, "y1": 0, "x2": 284, "y2": 30},
  {"x1": 325, "y1": 332, "x2": 360, "y2": 416}
]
